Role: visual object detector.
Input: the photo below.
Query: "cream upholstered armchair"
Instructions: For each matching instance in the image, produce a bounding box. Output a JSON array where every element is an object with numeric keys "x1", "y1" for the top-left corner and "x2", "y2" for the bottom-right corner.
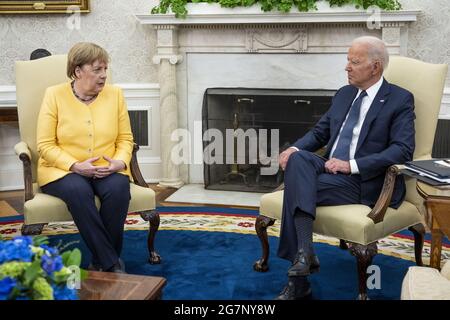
[
  {"x1": 255, "y1": 56, "x2": 448, "y2": 299},
  {"x1": 401, "y1": 260, "x2": 450, "y2": 300},
  {"x1": 14, "y1": 54, "x2": 161, "y2": 264}
]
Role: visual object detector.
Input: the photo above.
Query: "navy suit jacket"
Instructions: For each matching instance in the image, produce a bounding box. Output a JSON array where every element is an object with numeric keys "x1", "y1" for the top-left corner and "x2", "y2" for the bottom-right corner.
[{"x1": 292, "y1": 79, "x2": 416, "y2": 208}]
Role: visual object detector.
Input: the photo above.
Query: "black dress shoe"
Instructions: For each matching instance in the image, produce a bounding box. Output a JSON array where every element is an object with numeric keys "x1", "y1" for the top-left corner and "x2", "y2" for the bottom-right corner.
[
  {"x1": 87, "y1": 262, "x2": 103, "y2": 272},
  {"x1": 288, "y1": 249, "x2": 320, "y2": 277},
  {"x1": 106, "y1": 259, "x2": 127, "y2": 274},
  {"x1": 275, "y1": 277, "x2": 312, "y2": 300}
]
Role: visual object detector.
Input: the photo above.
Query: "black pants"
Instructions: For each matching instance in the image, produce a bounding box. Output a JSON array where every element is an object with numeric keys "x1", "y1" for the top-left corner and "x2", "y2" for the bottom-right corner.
[
  {"x1": 41, "y1": 173, "x2": 130, "y2": 270},
  {"x1": 277, "y1": 150, "x2": 362, "y2": 262}
]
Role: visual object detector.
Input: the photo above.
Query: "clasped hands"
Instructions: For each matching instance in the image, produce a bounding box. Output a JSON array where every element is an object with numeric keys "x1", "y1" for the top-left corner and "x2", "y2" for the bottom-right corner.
[
  {"x1": 70, "y1": 156, "x2": 125, "y2": 179},
  {"x1": 279, "y1": 148, "x2": 351, "y2": 174}
]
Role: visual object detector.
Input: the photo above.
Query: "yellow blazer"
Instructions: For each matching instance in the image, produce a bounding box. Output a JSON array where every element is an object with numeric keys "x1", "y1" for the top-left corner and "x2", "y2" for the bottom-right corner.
[{"x1": 36, "y1": 82, "x2": 133, "y2": 187}]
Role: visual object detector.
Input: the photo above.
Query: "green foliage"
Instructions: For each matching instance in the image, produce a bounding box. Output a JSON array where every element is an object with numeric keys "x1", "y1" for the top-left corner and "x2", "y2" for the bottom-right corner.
[{"x1": 151, "y1": 0, "x2": 402, "y2": 18}]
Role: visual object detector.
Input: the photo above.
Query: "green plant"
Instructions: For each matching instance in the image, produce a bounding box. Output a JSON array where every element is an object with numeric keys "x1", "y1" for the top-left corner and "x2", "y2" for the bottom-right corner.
[{"x1": 151, "y1": 0, "x2": 402, "y2": 19}]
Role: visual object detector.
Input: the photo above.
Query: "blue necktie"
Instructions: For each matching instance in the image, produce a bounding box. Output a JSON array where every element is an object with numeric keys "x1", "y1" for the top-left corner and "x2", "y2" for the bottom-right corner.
[{"x1": 332, "y1": 90, "x2": 367, "y2": 161}]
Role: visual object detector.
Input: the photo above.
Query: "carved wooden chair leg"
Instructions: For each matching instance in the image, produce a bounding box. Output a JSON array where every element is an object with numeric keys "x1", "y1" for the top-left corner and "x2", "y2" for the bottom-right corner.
[
  {"x1": 21, "y1": 223, "x2": 46, "y2": 235},
  {"x1": 253, "y1": 215, "x2": 275, "y2": 272},
  {"x1": 140, "y1": 210, "x2": 161, "y2": 264},
  {"x1": 339, "y1": 239, "x2": 349, "y2": 250},
  {"x1": 408, "y1": 223, "x2": 425, "y2": 266},
  {"x1": 349, "y1": 242, "x2": 378, "y2": 300}
]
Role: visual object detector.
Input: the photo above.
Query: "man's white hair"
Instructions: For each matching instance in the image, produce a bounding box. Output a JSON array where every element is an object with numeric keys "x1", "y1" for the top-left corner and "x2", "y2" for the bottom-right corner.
[{"x1": 352, "y1": 36, "x2": 389, "y2": 71}]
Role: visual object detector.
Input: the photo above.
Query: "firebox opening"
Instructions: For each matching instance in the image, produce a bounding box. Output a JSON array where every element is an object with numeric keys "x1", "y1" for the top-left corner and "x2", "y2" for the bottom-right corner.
[{"x1": 202, "y1": 88, "x2": 335, "y2": 193}]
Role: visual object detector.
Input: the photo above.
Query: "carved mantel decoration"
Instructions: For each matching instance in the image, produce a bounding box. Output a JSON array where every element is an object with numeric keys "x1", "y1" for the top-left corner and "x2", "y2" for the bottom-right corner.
[
  {"x1": 135, "y1": 4, "x2": 420, "y2": 187},
  {"x1": 246, "y1": 27, "x2": 308, "y2": 53}
]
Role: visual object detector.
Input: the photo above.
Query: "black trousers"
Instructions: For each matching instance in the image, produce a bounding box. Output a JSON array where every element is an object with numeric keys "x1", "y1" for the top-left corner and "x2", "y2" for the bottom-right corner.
[
  {"x1": 41, "y1": 173, "x2": 130, "y2": 270},
  {"x1": 277, "y1": 150, "x2": 362, "y2": 262}
]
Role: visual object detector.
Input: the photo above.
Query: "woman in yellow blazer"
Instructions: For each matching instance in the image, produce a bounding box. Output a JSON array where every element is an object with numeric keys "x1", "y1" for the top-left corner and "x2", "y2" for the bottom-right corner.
[{"x1": 37, "y1": 42, "x2": 133, "y2": 273}]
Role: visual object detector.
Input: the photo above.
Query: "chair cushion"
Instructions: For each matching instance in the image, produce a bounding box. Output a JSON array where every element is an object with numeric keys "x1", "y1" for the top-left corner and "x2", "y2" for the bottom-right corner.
[
  {"x1": 441, "y1": 260, "x2": 450, "y2": 281},
  {"x1": 259, "y1": 190, "x2": 423, "y2": 245},
  {"x1": 24, "y1": 183, "x2": 155, "y2": 225},
  {"x1": 401, "y1": 266, "x2": 450, "y2": 300}
]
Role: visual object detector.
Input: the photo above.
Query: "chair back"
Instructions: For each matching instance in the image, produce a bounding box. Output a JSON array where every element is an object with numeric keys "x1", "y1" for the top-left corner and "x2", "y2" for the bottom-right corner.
[
  {"x1": 16, "y1": 55, "x2": 69, "y2": 182},
  {"x1": 384, "y1": 56, "x2": 448, "y2": 216},
  {"x1": 15, "y1": 55, "x2": 111, "y2": 182}
]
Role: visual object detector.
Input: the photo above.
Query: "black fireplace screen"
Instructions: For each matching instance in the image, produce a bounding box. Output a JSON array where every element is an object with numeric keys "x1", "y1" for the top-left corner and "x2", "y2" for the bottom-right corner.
[{"x1": 202, "y1": 88, "x2": 335, "y2": 193}]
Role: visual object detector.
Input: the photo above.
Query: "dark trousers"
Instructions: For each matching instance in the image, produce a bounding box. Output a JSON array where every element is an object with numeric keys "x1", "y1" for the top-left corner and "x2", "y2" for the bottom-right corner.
[
  {"x1": 277, "y1": 150, "x2": 361, "y2": 262},
  {"x1": 41, "y1": 173, "x2": 130, "y2": 270}
]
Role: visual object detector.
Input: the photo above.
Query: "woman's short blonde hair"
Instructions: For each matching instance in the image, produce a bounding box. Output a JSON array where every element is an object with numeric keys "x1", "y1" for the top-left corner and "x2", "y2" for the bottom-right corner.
[{"x1": 67, "y1": 42, "x2": 110, "y2": 79}]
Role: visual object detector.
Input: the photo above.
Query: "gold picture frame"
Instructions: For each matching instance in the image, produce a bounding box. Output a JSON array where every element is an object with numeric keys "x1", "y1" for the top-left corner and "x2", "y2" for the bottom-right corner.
[{"x1": 0, "y1": 0, "x2": 90, "y2": 14}]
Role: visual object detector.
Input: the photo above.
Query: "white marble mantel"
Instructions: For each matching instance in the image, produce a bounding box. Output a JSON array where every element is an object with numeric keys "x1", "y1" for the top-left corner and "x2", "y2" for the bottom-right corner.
[
  {"x1": 137, "y1": 3, "x2": 420, "y2": 25},
  {"x1": 135, "y1": 4, "x2": 420, "y2": 187}
]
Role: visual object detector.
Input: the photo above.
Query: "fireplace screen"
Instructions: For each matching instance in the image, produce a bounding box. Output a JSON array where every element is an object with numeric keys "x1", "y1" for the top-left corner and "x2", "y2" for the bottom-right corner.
[{"x1": 202, "y1": 88, "x2": 335, "y2": 193}]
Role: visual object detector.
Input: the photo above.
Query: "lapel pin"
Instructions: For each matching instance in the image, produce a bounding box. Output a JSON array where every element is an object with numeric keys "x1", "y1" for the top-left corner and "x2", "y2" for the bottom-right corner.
[{"x1": 380, "y1": 99, "x2": 385, "y2": 103}]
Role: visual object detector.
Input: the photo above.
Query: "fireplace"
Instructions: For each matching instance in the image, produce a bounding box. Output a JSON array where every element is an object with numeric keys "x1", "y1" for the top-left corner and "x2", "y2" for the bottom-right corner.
[
  {"x1": 202, "y1": 88, "x2": 335, "y2": 192},
  {"x1": 136, "y1": 6, "x2": 419, "y2": 188}
]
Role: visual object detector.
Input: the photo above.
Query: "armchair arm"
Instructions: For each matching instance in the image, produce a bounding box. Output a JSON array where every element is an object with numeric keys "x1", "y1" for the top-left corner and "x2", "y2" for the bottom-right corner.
[
  {"x1": 14, "y1": 141, "x2": 34, "y2": 201},
  {"x1": 130, "y1": 143, "x2": 148, "y2": 188},
  {"x1": 14, "y1": 141, "x2": 31, "y2": 159},
  {"x1": 366, "y1": 165, "x2": 402, "y2": 224}
]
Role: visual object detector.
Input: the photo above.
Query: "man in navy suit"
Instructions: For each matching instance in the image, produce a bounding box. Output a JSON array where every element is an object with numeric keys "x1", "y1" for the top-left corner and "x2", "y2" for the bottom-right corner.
[{"x1": 275, "y1": 36, "x2": 415, "y2": 300}]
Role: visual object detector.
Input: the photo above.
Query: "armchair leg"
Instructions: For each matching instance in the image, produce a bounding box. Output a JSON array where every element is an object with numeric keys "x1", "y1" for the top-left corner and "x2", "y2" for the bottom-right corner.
[
  {"x1": 21, "y1": 223, "x2": 46, "y2": 235},
  {"x1": 253, "y1": 215, "x2": 275, "y2": 272},
  {"x1": 349, "y1": 242, "x2": 378, "y2": 300},
  {"x1": 408, "y1": 223, "x2": 425, "y2": 266},
  {"x1": 339, "y1": 239, "x2": 349, "y2": 250},
  {"x1": 140, "y1": 210, "x2": 161, "y2": 264}
]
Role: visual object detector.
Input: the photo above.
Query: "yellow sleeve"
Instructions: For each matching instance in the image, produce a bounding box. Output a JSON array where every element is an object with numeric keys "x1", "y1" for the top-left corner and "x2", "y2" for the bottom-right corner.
[
  {"x1": 36, "y1": 88, "x2": 79, "y2": 171},
  {"x1": 113, "y1": 88, "x2": 134, "y2": 168}
]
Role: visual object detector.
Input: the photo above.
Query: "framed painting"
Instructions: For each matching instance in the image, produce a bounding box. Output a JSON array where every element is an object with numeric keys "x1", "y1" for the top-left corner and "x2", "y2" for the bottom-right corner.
[{"x1": 0, "y1": 0, "x2": 90, "y2": 14}]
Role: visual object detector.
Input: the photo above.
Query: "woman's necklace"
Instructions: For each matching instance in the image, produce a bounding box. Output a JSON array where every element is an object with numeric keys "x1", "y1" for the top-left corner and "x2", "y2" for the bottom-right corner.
[{"x1": 71, "y1": 81, "x2": 98, "y2": 102}]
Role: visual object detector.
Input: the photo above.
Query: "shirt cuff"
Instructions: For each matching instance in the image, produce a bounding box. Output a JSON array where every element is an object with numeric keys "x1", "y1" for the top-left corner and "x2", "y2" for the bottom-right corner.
[
  {"x1": 289, "y1": 147, "x2": 299, "y2": 152},
  {"x1": 349, "y1": 159, "x2": 359, "y2": 174}
]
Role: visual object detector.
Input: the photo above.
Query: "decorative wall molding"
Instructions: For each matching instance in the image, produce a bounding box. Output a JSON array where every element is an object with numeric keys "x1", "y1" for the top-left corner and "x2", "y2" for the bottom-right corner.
[
  {"x1": 0, "y1": 86, "x2": 16, "y2": 108},
  {"x1": 441, "y1": 87, "x2": 450, "y2": 120}
]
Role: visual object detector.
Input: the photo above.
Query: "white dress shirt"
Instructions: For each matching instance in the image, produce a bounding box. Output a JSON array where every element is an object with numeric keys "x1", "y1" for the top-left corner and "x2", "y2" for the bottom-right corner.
[
  {"x1": 291, "y1": 76, "x2": 384, "y2": 174},
  {"x1": 330, "y1": 77, "x2": 384, "y2": 173}
]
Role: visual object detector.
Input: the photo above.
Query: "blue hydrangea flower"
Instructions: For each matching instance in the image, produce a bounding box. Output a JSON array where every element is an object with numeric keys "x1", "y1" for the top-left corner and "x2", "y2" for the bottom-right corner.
[
  {"x1": 40, "y1": 244, "x2": 59, "y2": 256},
  {"x1": 41, "y1": 255, "x2": 63, "y2": 275},
  {"x1": 0, "y1": 237, "x2": 33, "y2": 264},
  {"x1": 0, "y1": 277, "x2": 17, "y2": 300},
  {"x1": 51, "y1": 284, "x2": 78, "y2": 300},
  {"x1": 12, "y1": 236, "x2": 33, "y2": 247}
]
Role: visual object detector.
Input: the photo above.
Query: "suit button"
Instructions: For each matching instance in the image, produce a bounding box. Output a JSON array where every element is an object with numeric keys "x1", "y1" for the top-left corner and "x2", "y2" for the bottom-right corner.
[
  {"x1": 88, "y1": 134, "x2": 92, "y2": 137},
  {"x1": 88, "y1": 148, "x2": 91, "y2": 152}
]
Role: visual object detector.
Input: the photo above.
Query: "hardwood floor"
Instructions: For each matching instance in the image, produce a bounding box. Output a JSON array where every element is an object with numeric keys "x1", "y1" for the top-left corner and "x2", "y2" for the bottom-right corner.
[{"x1": 0, "y1": 184, "x2": 184, "y2": 218}]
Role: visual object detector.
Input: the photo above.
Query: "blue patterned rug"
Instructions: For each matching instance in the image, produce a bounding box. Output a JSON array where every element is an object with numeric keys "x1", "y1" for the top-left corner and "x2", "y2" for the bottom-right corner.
[{"x1": 1, "y1": 206, "x2": 449, "y2": 300}]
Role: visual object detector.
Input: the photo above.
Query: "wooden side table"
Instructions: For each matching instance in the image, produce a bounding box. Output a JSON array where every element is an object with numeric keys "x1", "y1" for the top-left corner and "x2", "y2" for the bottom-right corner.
[
  {"x1": 417, "y1": 181, "x2": 450, "y2": 269},
  {"x1": 79, "y1": 271, "x2": 167, "y2": 300}
]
